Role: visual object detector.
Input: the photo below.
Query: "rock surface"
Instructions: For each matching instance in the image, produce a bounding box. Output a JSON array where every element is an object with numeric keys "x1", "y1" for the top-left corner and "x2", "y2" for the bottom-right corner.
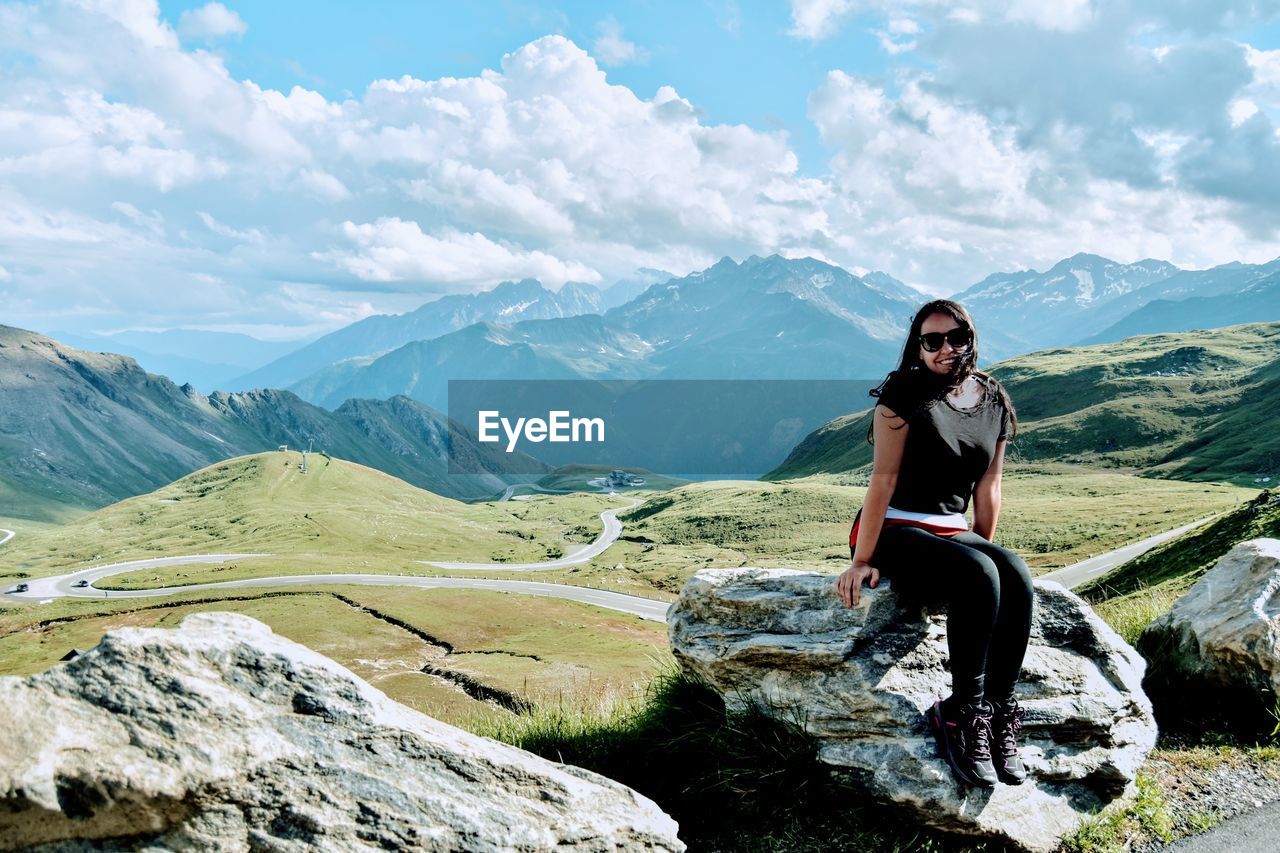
[
  {"x1": 667, "y1": 568, "x2": 1157, "y2": 853},
  {"x1": 0, "y1": 611, "x2": 684, "y2": 852},
  {"x1": 1139, "y1": 538, "x2": 1280, "y2": 721}
]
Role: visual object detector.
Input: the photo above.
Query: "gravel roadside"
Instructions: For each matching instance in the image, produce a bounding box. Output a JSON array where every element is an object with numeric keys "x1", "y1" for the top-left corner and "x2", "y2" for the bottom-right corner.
[{"x1": 1132, "y1": 747, "x2": 1280, "y2": 852}]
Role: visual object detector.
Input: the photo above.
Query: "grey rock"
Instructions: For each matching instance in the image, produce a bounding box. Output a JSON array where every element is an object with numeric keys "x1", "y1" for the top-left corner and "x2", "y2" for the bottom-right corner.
[
  {"x1": 1139, "y1": 538, "x2": 1280, "y2": 712},
  {"x1": 667, "y1": 568, "x2": 1157, "y2": 853},
  {"x1": 0, "y1": 612, "x2": 684, "y2": 852}
]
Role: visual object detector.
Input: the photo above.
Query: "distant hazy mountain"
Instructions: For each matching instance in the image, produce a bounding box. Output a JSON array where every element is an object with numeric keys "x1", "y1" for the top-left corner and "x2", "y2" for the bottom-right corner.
[
  {"x1": 0, "y1": 326, "x2": 547, "y2": 520},
  {"x1": 765, "y1": 321, "x2": 1280, "y2": 485},
  {"x1": 861, "y1": 270, "x2": 927, "y2": 303},
  {"x1": 296, "y1": 314, "x2": 658, "y2": 411},
  {"x1": 950, "y1": 253, "x2": 1182, "y2": 351},
  {"x1": 230, "y1": 275, "x2": 645, "y2": 392},
  {"x1": 52, "y1": 329, "x2": 304, "y2": 393},
  {"x1": 596, "y1": 268, "x2": 674, "y2": 311},
  {"x1": 1083, "y1": 263, "x2": 1280, "y2": 345},
  {"x1": 289, "y1": 255, "x2": 921, "y2": 411}
]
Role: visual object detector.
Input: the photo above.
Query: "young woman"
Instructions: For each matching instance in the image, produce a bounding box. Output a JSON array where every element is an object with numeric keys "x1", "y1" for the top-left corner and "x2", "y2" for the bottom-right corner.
[{"x1": 833, "y1": 298, "x2": 1033, "y2": 788}]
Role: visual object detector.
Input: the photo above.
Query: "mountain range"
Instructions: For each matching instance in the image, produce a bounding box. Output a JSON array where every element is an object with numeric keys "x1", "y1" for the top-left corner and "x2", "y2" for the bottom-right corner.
[
  {"x1": 52, "y1": 329, "x2": 306, "y2": 394},
  {"x1": 10, "y1": 250, "x2": 1280, "y2": 520},
  {"x1": 0, "y1": 326, "x2": 548, "y2": 521},
  {"x1": 259, "y1": 252, "x2": 1280, "y2": 416},
  {"x1": 229, "y1": 269, "x2": 672, "y2": 392},
  {"x1": 286, "y1": 255, "x2": 926, "y2": 411}
]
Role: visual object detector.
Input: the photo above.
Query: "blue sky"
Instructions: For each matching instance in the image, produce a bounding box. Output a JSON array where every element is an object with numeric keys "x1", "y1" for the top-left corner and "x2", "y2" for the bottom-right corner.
[{"x1": 3, "y1": 1, "x2": 1280, "y2": 341}]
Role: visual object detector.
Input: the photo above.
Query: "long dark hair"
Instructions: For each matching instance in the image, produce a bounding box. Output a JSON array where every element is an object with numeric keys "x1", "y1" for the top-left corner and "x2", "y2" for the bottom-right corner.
[{"x1": 865, "y1": 298, "x2": 1018, "y2": 444}]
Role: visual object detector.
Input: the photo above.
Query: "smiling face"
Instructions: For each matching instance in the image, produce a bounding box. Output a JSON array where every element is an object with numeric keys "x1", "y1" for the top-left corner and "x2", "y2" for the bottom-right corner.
[{"x1": 918, "y1": 311, "x2": 972, "y2": 378}]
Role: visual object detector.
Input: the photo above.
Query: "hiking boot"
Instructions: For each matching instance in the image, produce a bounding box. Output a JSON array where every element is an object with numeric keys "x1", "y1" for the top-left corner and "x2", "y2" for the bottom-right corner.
[
  {"x1": 927, "y1": 698, "x2": 998, "y2": 788},
  {"x1": 991, "y1": 698, "x2": 1028, "y2": 785}
]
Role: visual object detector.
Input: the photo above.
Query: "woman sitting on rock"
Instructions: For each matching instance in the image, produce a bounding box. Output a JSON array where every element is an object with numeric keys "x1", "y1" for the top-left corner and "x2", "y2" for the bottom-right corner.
[{"x1": 834, "y1": 298, "x2": 1032, "y2": 788}]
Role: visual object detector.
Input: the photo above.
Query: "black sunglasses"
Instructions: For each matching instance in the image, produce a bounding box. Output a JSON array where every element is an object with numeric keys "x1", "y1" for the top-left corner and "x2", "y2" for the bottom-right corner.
[{"x1": 918, "y1": 328, "x2": 973, "y2": 353}]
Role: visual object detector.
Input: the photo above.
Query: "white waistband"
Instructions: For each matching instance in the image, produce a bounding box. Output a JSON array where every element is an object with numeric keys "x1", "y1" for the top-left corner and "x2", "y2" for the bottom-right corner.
[{"x1": 884, "y1": 505, "x2": 969, "y2": 529}]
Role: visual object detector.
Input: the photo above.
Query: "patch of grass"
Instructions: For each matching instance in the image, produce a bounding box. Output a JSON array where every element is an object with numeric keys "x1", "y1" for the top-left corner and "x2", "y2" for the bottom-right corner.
[
  {"x1": 469, "y1": 660, "x2": 1012, "y2": 853},
  {"x1": 0, "y1": 452, "x2": 624, "y2": 583},
  {"x1": 1059, "y1": 773, "x2": 1175, "y2": 853},
  {"x1": 0, "y1": 586, "x2": 670, "y2": 728},
  {"x1": 613, "y1": 466, "x2": 1251, "y2": 578},
  {"x1": 1088, "y1": 576, "x2": 1195, "y2": 645},
  {"x1": 1078, "y1": 487, "x2": 1280, "y2": 599}
]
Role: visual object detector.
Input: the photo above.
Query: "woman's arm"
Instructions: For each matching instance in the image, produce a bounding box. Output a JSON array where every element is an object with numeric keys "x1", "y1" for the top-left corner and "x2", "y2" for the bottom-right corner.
[
  {"x1": 972, "y1": 438, "x2": 1007, "y2": 540},
  {"x1": 853, "y1": 406, "x2": 908, "y2": 563},
  {"x1": 837, "y1": 405, "x2": 908, "y2": 607}
]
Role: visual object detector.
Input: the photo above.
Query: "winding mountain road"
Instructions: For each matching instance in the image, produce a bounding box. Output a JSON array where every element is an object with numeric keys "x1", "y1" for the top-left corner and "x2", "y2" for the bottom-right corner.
[
  {"x1": 1, "y1": 503, "x2": 1223, "y2": 626},
  {"x1": 2, "y1": 495, "x2": 667, "y2": 621},
  {"x1": 420, "y1": 495, "x2": 645, "y2": 570},
  {"x1": 12, "y1": 561, "x2": 670, "y2": 622},
  {"x1": 0, "y1": 529, "x2": 14, "y2": 547}
]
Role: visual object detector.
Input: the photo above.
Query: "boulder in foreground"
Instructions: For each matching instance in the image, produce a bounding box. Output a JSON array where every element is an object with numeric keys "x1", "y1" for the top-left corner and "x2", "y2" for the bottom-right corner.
[
  {"x1": 1139, "y1": 537, "x2": 1280, "y2": 733},
  {"x1": 0, "y1": 611, "x2": 684, "y2": 852},
  {"x1": 667, "y1": 568, "x2": 1156, "y2": 853}
]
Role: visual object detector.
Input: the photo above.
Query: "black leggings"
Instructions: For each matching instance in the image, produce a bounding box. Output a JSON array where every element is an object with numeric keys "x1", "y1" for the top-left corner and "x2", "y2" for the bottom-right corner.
[{"x1": 870, "y1": 526, "x2": 1034, "y2": 708}]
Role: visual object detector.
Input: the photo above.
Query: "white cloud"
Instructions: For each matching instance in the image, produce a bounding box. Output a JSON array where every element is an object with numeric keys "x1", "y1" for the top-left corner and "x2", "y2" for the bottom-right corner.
[
  {"x1": 178, "y1": 3, "x2": 247, "y2": 40},
  {"x1": 592, "y1": 18, "x2": 649, "y2": 66},
  {"x1": 327, "y1": 218, "x2": 600, "y2": 288},
  {"x1": 295, "y1": 168, "x2": 351, "y2": 201},
  {"x1": 1229, "y1": 98, "x2": 1260, "y2": 126},
  {"x1": 0, "y1": 264, "x2": 11, "y2": 282},
  {"x1": 788, "y1": 0, "x2": 858, "y2": 41},
  {"x1": 111, "y1": 201, "x2": 165, "y2": 235},
  {"x1": 197, "y1": 211, "x2": 265, "y2": 244},
  {"x1": 3, "y1": 0, "x2": 1280, "y2": 337},
  {"x1": 1006, "y1": 0, "x2": 1093, "y2": 33}
]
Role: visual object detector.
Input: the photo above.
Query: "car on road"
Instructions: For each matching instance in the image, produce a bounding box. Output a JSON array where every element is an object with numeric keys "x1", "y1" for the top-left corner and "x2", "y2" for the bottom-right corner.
[
  {"x1": 73, "y1": 579, "x2": 90, "y2": 588},
  {"x1": 10, "y1": 583, "x2": 28, "y2": 593}
]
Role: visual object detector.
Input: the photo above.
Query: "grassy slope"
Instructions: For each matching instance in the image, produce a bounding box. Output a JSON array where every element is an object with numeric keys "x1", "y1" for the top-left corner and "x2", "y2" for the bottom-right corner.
[
  {"x1": 4, "y1": 460, "x2": 1252, "y2": 601},
  {"x1": 0, "y1": 585, "x2": 670, "y2": 727},
  {"x1": 0, "y1": 451, "x2": 614, "y2": 583},
  {"x1": 764, "y1": 321, "x2": 1280, "y2": 485},
  {"x1": 1078, "y1": 488, "x2": 1280, "y2": 644},
  {"x1": 614, "y1": 466, "x2": 1253, "y2": 573}
]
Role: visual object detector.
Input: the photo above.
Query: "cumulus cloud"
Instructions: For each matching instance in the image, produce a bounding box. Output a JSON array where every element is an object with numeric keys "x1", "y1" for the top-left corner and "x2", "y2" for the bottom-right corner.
[
  {"x1": 177, "y1": 2, "x2": 247, "y2": 40},
  {"x1": 327, "y1": 218, "x2": 600, "y2": 288},
  {"x1": 592, "y1": 18, "x2": 648, "y2": 66},
  {"x1": 788, "y1": 0, "x2": 858, "y2": 41},
  {"x1": 2, "y1": 0, "x2": 1280, "y2": 340},
  {"x1": 785, "y1": 0, "x2": 1280, "y2": 283},
  {"x1": 0, "y1": 4, "x2": 836, "y2": 334}
]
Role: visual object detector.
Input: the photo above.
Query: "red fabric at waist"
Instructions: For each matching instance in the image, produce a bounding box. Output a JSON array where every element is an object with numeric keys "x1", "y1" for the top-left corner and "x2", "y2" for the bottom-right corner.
[{"x1": 849, "y1": 508, "x2": 966, "y2": 550}]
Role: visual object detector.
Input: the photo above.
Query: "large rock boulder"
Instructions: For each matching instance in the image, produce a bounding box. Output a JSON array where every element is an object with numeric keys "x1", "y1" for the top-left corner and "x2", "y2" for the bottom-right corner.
[
  {"x1": 1139, "y1": 538, "x2": 1280, "y2": 730},
  {"x1": 0, "y1": 611, "x2": 684, "y2": 852},
  {"x1": 667, "y1": 568, "x2": 1156, "y2": 853}
]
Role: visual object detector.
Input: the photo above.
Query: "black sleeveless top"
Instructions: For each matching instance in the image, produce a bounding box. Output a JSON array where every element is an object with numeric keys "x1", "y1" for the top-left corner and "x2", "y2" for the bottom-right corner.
[{"x1": 873, "y1": 371, "x2": 1011, "y2": 516}]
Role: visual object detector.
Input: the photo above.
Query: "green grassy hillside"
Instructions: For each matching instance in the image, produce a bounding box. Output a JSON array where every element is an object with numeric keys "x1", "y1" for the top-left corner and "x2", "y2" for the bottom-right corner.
[
  {"x1": 612, "y1": 467, "x2": 1252, "y2": 577},
  {"x1": 1077, "y1": 488, "x2": 1280, "y2": 646},
  {"x1": 7, "y1": 454, "x2": 1251, "y2": 599},
  {"x1": 0, "y1": 585, "x2": 670, "y2": 726},
  {"x1": 1079, "y1": 488, "x2": 1280, "y2": 600},
  {"x1": 764, "y1": 322, "x2": 1280, "y2": 486},
  {"x1": 0, "y1": 451, "x2": 612, "y2": 583}
]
